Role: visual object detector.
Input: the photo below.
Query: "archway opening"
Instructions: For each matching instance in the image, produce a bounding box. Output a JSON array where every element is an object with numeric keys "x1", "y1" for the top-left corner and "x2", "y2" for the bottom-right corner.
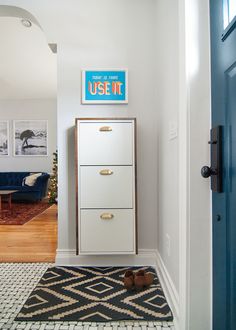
[{"x1": 0, "y1": 9, "x2": 58, "y2": 262}]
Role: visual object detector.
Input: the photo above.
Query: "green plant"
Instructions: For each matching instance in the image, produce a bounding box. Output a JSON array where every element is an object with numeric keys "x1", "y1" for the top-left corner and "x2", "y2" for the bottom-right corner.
[{"x1": 48, "y1": 150, "x2": 58, "y2": 204}]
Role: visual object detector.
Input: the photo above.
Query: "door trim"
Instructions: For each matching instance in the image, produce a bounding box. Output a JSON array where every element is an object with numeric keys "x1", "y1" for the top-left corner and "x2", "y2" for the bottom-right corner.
[{"x1": 178, "y1": 0, "x2": 212, "y2": 329}]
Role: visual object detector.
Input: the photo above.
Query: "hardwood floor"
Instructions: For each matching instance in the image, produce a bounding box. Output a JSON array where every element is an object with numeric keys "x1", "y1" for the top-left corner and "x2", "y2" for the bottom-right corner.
[{"x1": 0, "y1": 204, "x2": 57, "y2": 263}]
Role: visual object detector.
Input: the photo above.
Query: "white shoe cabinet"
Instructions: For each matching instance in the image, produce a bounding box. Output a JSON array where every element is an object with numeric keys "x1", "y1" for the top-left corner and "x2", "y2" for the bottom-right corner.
[{"x1": 75, "y1": 118, "x2": 137, "y2": 255}]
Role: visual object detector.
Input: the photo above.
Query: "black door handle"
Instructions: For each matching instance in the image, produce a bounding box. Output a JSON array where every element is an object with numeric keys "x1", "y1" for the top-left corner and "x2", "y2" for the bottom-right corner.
[
  {"x1": 200, "y1": 126, "x2": 222, "y2": 192},
  {"x1": 201, "y1": 166, "x2": 217, "y2": 178}
]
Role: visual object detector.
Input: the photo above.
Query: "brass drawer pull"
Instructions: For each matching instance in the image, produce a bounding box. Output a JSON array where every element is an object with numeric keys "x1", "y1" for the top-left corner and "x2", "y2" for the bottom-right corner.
[
  {"x1": 99, "y1": 126, "x2": 112, "y2": 132},
  {"x1": 100, "y1": 213, "x2": 114, "y2": 220},
  {"x1": 99, "y1": 169, "x2": 113, "y2": 175}
]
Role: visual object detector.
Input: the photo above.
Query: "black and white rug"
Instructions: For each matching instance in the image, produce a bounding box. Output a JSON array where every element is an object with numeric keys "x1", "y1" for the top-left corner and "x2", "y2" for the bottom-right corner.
[{"x1": 15, "y1": 266, "x2": 173, "y2": 322}]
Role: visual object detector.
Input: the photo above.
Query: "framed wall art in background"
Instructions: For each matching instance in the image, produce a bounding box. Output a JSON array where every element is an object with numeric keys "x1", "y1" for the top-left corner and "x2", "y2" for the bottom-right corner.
[
  {"x1": 0, "y1": 121, "x2": 9, "y2": 156},
  {"x1": 14, "y1": 120, "x2": 48, "y2": 156},
  {"x1": 82, "y1": 69, "x2": 128, "y2": 104}
]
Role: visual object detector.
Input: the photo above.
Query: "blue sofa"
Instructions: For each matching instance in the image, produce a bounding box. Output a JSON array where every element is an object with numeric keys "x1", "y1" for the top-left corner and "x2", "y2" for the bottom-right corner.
[{"x1": 0, "y1": 172, "x2": 50, "y2": 202}]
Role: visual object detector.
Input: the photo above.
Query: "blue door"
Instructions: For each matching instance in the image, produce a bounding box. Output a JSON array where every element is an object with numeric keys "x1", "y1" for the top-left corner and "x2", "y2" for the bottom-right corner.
[{"x1": 210, "y1": 1, "x2": 236, "y2": 329}]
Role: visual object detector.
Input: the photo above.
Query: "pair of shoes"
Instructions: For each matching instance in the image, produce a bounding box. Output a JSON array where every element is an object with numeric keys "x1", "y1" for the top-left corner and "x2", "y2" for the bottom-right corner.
[
  {"x1": 123, "y1": 270, "x2": 134, "y2": 290},
  {"x1": 123, "y1": 269, "x2": 154, "y2": 291},
  {"x1": 134, "y1": 270, "x2": 154, "y2": 291}
]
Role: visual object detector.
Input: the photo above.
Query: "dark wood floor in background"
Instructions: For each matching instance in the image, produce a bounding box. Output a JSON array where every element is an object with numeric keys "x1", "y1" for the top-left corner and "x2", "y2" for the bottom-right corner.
[{"x1": 0, "y1": 204, "x2": 57, "y2": 262}]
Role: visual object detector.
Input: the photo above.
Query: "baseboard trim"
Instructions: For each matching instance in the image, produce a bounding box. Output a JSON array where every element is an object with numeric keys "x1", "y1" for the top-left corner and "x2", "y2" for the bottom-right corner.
[
  {"x1": 55, "y1": 248, "x2": 157, "y2": 266},
  {"x1": 155, "y1": 250, "x2": 180, "y2": 330}
]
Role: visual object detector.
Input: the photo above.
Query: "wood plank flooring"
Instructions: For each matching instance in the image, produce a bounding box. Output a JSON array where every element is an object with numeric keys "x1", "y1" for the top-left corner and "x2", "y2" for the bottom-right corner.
[{"x1": 0, "y1": 204, "x2": 57, "y2": 262}]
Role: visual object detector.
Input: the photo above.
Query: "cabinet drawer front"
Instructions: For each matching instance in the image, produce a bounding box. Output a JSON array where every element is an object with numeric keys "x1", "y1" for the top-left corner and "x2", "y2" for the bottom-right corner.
[
  {"x1": 79, "y1": 122, "x2": 133, "y2": 165},
  {"x1": 80, "y1": 209, "x2": 135, "y2": 254},
  {"x1": 80, "y1": 166, "x2": 133, "y2": 208}
]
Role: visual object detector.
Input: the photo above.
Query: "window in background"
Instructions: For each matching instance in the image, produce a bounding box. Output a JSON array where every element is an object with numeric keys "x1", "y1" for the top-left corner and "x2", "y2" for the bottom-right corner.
[{"x1": 223, "y1": 0, "x2": 236, "y2": 29}]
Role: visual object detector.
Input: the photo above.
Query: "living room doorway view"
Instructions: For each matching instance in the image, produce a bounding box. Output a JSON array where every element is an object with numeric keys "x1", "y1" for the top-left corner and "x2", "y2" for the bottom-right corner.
[{"x1": 0, "y1": 15, "x2": 57, "y2": 262}]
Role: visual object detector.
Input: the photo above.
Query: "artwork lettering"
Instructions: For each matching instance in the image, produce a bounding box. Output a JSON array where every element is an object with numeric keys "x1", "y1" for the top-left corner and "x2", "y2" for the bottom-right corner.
[
  {"x1": 14, "y1": 120, "x2": 48, "y2": 156},
  {"x1": 82, "y1": 70, "x2": 128, "y2": 104}
]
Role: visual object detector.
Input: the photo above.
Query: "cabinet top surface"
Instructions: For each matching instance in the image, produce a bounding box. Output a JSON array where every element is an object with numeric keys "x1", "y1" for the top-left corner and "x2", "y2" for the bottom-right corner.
[{"x1": 75, "y1": 117, "x2": 136, "y2": 123}]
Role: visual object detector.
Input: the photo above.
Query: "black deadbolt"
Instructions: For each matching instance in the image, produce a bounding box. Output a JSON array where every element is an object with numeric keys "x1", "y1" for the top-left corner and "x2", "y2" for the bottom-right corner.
[{"x1": 201, "y1": 166, "x2": 217, "y2": 178}]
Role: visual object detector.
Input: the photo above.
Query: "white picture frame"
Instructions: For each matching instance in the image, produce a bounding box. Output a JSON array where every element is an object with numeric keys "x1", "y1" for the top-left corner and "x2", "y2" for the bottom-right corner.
[
  {"x1": 81, "y1": 69, "x2": 128, "y2": 104},
  {"x1": 0, "y1": 121, "x2": 9, "y2": 156},
  {"x1": 13, "y1": 120, "x2": 48, "y2": 156}
]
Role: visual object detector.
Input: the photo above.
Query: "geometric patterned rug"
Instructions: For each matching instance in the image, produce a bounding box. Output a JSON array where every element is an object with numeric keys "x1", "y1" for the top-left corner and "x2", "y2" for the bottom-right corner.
[
  {"x1": 0, "y1": 201, "x2": 51, "y2": 225},
  {"x1": 15, "y1": 266, "x2": 173, "y2": 322}
]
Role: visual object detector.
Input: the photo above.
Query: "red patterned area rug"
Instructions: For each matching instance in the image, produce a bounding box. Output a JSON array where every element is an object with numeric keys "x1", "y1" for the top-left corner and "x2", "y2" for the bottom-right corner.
[{"x1": 0, "y1": 202, "x2": 51, "y2": 225}]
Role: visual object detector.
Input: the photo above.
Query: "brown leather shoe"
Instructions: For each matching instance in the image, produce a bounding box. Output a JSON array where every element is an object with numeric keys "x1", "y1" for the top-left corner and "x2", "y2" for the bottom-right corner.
[
  {"x1": 134, "y1": 270, "x2": 146, "y2": 291},
  {"x1": 144, "y1": 272, "x2": 154, "y2": 287},
  {"x1": 123, "y1": 270, "x2": 134, "y2": 290}
]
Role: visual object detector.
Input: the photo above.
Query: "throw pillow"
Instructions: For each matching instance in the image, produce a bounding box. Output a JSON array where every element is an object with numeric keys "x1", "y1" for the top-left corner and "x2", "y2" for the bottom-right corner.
[{"x1": 22, "y1": 173, "x2": 42, "y2": 186}]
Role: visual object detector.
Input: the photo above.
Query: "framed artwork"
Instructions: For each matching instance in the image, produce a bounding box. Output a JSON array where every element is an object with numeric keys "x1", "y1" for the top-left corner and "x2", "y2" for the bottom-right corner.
[
  {"x1": 14, "y1": 120, "x2": 48, "y2": 156},
  {"x1": 0, "y1": 121, "x2": 9, "y2": 156},
  {"x1": 81, "y1": 69, "x2": 128, "y2": 104}
]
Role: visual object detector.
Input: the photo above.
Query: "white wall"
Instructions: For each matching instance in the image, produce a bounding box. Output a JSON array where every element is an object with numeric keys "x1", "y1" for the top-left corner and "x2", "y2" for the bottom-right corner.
[
  {"x1": 0, "y1": 2, "x2": 212, "y2": 329},
  {"x1": 155, "y1": 0, "x2": 179, "y2": 292},
  {"x1": 185, "y1": 0, "x2": 211, "y2": 328},
  {"x1": 156, "y1": 1, "x2": 211, "y2": 329},
  {"x1": 56, "y1": 1, "x2": 158, "y2": 252},
  {"x1": 0, "y1": 99, "x2": 57, "y2": 173},
  {"x1": 0, "y1": 0, "x2": 159, "y2": 253}
]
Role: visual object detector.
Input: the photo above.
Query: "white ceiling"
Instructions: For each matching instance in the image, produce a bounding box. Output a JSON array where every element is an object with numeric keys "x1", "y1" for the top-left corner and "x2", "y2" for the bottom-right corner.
[{"x1": 0, "y1": 17, "x2": 56, "y2": 99}]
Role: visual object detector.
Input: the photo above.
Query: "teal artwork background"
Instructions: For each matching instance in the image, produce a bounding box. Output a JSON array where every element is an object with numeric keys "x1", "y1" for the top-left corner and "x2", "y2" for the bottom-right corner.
[{"x1": 84, "y1": 70, "x2": 127, "y2": 102}]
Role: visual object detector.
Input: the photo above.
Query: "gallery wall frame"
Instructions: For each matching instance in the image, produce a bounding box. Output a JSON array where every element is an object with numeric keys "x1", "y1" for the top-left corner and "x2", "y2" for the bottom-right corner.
[
  {"x1": 0, "y1": 120, "x2": 9, "y2": 156},
  {"x1": 81, "y1": 69, "x2": 128, "y2": 104},
  {"x1": 13, "y1": 120, "x2": 48, "y2": 157}
]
